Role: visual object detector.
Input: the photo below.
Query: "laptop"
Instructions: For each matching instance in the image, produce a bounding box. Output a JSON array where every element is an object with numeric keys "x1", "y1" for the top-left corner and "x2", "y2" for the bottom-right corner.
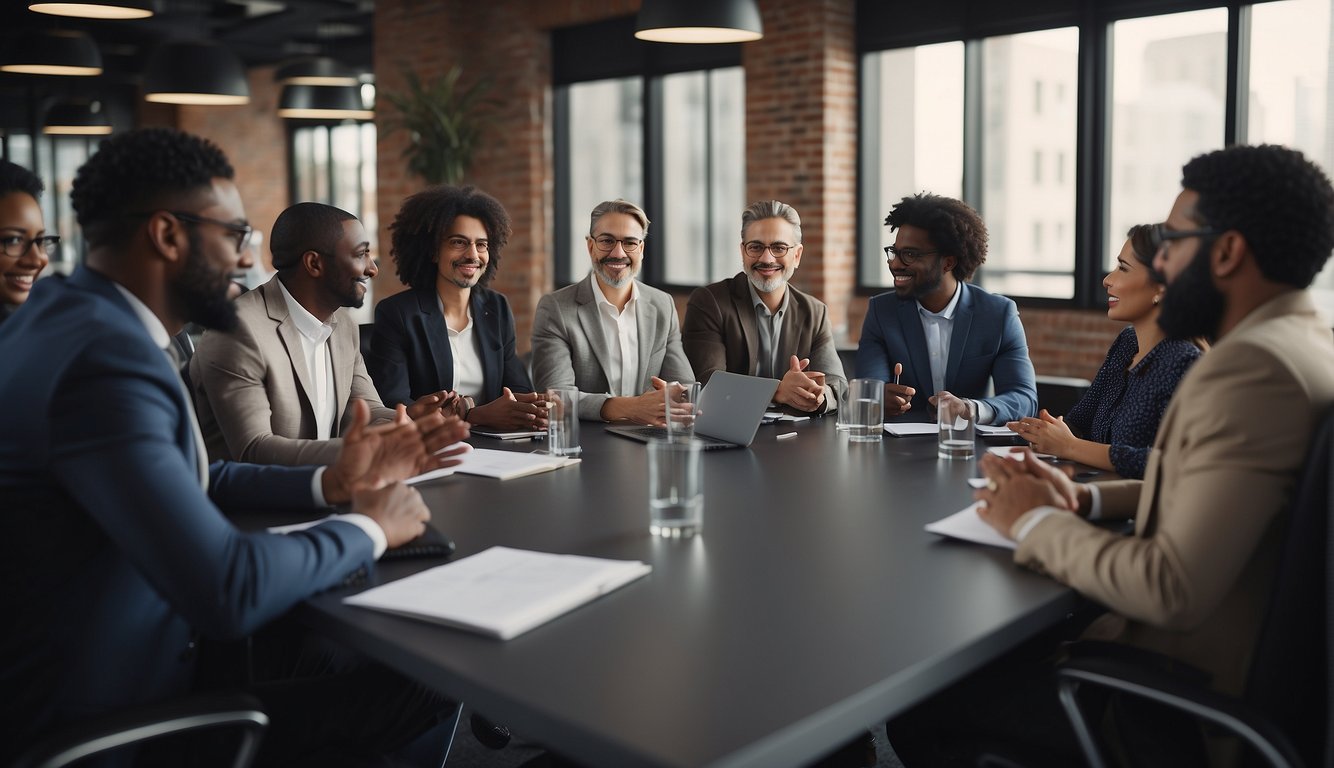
[{"x1": 606, "y1": 371, "x2": 780, "y2": 450}]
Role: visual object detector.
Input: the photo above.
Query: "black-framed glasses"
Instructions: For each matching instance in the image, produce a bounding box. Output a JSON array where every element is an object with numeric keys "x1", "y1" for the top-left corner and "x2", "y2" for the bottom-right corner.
[
  {"x1": 743, "y1": 241, "x2": 796, "y2": 258},
  {"x1": 884, "y1": 246, "x2": 940, "y2": 266},
  {"x1": 0, "y1": 234, "x2": 60, "y2": 258},
  {"x1": 1149, "y1": 223, "x2": 1220, "y2": 251},
  {"x1": 127, "y1": 210, "x2": 253, "y2": 254},
  {"x1": 444, "y1": 236, "x2": 489, "y2": 254},
  {"x1": 590, "y1": 235, "x2": 643, "y2": 254}
]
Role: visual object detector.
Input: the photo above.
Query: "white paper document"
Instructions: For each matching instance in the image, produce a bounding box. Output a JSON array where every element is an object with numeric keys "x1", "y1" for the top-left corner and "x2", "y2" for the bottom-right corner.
[
  {"x1": 986, "y1": 446, "x2": 1057, "y2": 460},
  {"x1": 407, "y1": 448, "x2": 580, "y2": 484},
  {"x1": 925, "y1": 503, "x2": 1017, "y2": 550},
  {"x1": 343, "y1": 546, "x2": 652, "y2": 640},
  {"x1": 975, "y1": 424, "x2": 1020, "y2": 436},
  {"x1": 883, "y1": 422, "x2": 937, "y2": 437}
]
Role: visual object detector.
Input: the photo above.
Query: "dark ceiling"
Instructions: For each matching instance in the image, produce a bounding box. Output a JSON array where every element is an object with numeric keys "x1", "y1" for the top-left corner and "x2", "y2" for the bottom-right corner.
[{"x1": 0, "y1": 0, "x2": 375, "y2": 84}]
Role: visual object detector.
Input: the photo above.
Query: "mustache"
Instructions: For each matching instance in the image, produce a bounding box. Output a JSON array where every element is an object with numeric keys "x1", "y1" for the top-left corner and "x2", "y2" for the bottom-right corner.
[
  {"x1": 599, "y1": 256, "x2": 631, "y2": 266},
  {"x1": 452, "y1": 258, "x2": 484, "y2": 268}
]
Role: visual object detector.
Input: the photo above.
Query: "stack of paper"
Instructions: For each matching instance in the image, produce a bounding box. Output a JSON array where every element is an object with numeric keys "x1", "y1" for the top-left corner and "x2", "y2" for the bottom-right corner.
[
  {"x1": 883, "y1": 422, "x2": 937, "y2": 437},
  {"x1": 344, "y1": 546, "x2": 652, "y2": 639},
  {"x1": 925, "y1": 503, "x2": 1016, "y2": 550},
  {"x1": 408, "y1": 448, "x2": 581, "y2": 485}
]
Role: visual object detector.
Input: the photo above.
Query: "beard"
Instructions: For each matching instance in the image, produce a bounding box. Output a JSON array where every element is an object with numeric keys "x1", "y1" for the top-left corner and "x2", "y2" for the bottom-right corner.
[
  {"x1": 449, "y1": 257, "x2": 484, "y2": 289},
  {"x1": 893, "y1": 262, "x2": 945, "y2": 300},
  {"x1": 169, "y1": 228, "x2": 238, "y2": 332},
  {"x1": 1157, "y1": 240, "x2": 1224, "y2": 342},
  {"x1": 747, "y1": 263, "x2": 794, "y2": 294},
  {"x1": 594, "y1": 256, "x2": 635, "y2": 289}
]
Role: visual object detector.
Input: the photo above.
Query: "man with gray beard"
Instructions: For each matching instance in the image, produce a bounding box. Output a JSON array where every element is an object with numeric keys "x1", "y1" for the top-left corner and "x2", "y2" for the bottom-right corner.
[
  {"x1": 683, "y1": 200, "x2": 846, "y2": 414},
  {"x1": 531, "y1": 199, "x2": 693, "y2": 424}
]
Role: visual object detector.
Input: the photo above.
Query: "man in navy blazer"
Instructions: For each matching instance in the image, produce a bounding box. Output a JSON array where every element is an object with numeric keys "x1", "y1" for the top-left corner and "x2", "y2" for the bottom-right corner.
[
  {"x1": 368, "y1": 184, "x2": 545, "y2": 431},
  {"x1": 0, "y1": 128, "x2": 462, "y2": 765},
  {"x1": 857, "y1": 193, "x2": 1037, "y2": 424}
]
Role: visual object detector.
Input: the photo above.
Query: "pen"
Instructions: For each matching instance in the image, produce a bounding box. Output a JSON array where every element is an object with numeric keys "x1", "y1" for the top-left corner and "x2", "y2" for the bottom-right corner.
[
  {"x1": 893, "y1": 362, "x2": 902, "y2": 386},
  {"x1": 777, "y1": 432, "x2": 798, "y2": 441}
]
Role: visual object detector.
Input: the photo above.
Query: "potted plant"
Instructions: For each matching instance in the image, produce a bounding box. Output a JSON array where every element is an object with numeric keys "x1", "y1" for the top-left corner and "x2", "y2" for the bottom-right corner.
[{"x1": 382, "y1": 65, "x2": 494, "y2": 185}]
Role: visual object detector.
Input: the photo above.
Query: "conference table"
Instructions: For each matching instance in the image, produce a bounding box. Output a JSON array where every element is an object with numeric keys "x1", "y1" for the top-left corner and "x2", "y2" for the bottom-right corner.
[{"x1": 296, "y1": 416, "x2": 1093, "y2": 768}]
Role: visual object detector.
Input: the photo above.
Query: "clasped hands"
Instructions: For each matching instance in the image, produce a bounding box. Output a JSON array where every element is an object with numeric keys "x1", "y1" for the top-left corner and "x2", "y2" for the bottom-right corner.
[
  {"x1": 1005, "y1": 408, "x2": 1075, "y2": 456},
  {"x1": 972, "y1": 448, "x2": 1085, "y2": 541},
  {"x1": 775, "y1": 355, "x2": 827, "y2": 412}
]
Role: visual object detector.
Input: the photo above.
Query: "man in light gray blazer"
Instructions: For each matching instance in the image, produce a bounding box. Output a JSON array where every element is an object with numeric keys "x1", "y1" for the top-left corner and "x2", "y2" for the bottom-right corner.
[
  {"x1": 531, "y1": 199, "x2": 693, "y2": 423},
  {"x1": 192, "y1": 202, "x2": 461, "y2": 465}
]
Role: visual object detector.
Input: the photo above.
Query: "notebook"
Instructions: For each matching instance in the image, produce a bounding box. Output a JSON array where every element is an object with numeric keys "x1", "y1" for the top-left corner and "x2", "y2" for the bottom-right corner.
[{"x1": 606, "y1": 371, "x2": 779, "y2": 450}]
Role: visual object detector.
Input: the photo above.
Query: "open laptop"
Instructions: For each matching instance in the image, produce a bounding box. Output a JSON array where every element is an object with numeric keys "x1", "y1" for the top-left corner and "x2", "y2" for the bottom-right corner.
[{"x1": 606, "y1": 371, "x2": 780, "y2": 450}]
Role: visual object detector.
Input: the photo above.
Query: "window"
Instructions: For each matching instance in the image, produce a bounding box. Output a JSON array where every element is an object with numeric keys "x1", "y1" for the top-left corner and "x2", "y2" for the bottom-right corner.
[
  {"x1": 290, "y1": 122, "x2": 378, "y2": 233},
  {"x1": 1247, "y1": 0, "x2": 1334, "y2": 293},
  {"x1": 859, "y1": 42, "x2": 964, "y2": 287},
  {"x1": 1106, "y1": 9, "x2": 1227, "y2": 270}
]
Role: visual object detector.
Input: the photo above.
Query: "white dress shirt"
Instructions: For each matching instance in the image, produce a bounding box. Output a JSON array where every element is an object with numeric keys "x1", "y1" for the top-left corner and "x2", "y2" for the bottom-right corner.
[
  {"x1": 917, "y1": 283, "x2": 994, "y2": 424},
  {"x1": 593, "y1": 276, "x2": 641, "y2": 397},
  {"x1": 439, "y1": 296, "x2": 484, "y2": 399},
  {"x1": 278, "y1": 280, "x2": 337, "y2": 440}
]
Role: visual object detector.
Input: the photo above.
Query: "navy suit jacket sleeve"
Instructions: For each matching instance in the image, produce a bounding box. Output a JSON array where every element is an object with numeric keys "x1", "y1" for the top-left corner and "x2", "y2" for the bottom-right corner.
[
  {"x1": 51, "y1": 333, "x2": 374, "y2": 640},
  {"x1": 855, "y1": 298, "x2": 894, "y2": 384},
  {"x1": 980, "y1": 300, "x2": 1039, "y2": 423}
]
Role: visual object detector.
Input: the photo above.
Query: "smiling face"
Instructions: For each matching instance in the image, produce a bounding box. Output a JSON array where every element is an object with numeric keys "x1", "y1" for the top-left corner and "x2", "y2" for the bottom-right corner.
[
  {"x1": 1103, "y1": 238, "x2": 1161, "y2": 323},
  {"x1": 888, "y1": 223, "x2": 956, "y2": 307},
  {"x1": 436, "y1": 214, "x2": 489, "y2": 290},
  {"x1": 587, "y1": 211, "x2": 644, "y2": 289},
  {"x1": 324, "y1": 218, "x2": 375, "y2": 309},
  {"x1": 741, "y1": 216, "x2": 802, "y2": 293},
  {"x1": 0, "y1": 191, "x2": 49, "y2": 307}
]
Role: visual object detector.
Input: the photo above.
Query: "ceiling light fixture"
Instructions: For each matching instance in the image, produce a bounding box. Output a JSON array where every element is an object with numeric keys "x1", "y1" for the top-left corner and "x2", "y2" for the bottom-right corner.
[
  {"x1": 43, "y1": 101, "x2": 113, "y2": 135},
  {"x1": 277, "y1": 84, "x2": 373, "y2": 120},
  {"x1": 634, "y1": 0, "x2": 763, "y2": 44},
  {"x1": 143, "y1": 40, "x2": 250, "y2": 106},
  {"x1": 1, "y1": 30, "x2": 103, "y2": 76},
  {"x1": 275, "y1": 57, "x2": 359, "y2": 87},
  {"x1": 28, "y1": 1, "x2": 154, "y2": 20}
]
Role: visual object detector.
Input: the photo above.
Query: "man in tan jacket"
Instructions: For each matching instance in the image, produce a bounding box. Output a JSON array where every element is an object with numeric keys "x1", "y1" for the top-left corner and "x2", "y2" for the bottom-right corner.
[{"x1": 888, "y1": 144, "x2": 1334, "y2": 766}]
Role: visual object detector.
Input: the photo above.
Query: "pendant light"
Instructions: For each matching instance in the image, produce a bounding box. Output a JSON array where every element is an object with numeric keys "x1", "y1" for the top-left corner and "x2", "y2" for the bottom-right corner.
[
  {"x1": 143, "y1": 40, "x2": 249, "y2": 105},
  {"x1": 275, "y1": 57, "x2": 359, "y2": 87},
  {"x1": 43, "y1": 101, "x2": 113, "y2": 135},
  {"x1": 635, "y1": 0, "x2": 763, "y2": 44},
  {"x1": 28, "y1": 1, "x2": 153, "y2": 19},
  {"x1": 277, "y1": 84, "x2": 373, "y2": 120},
  {"x1": 1, "y1": 30, "x2": 103, "y2": 76}
]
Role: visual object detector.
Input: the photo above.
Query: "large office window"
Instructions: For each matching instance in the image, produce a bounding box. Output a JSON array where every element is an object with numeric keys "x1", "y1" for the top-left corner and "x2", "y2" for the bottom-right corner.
[
  {"x1": 1106, "y1": 9, "x2": 1227, "y2": 270},
  {"x1": 290, "y1": 122, "x2": 379, "y2": 242}
]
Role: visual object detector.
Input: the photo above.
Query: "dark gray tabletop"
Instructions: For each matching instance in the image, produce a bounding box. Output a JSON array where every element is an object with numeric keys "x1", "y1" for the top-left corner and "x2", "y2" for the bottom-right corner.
[{"x1": 297, "y1": 417, "x2": 1087, "y2": 768}]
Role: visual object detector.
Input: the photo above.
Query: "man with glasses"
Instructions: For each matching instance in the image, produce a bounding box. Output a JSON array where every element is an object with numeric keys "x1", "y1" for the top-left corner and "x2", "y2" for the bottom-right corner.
[
  {"x1": 0, "y1": 128, "x2": 464, "y2": 766},
  {"x1": 191, "y1": 201, "x2": 465, "y2": 465},
  {"x1": 856, "y1": 192, "x2": 1037, "y2": 424},
  {"x1": 682, "y1": 199, "x2": 847, "y2": 413},
  {"x1": 532, "y1": 198, "x2": 693, "y2": 423}
]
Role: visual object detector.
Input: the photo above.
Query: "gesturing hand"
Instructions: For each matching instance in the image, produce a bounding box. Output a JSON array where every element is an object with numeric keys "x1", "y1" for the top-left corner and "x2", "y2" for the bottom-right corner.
[
  {"x1": 1006, "y1": 409, "x2": 1075, "y2": 457},
  {"x1": 467, "y1": 388, "x2": 550, "y2": 430},
  {"x1": 973, "y1": 449, "x2": 1080, "y2": 539},
  {"x1": 775, "y1": 355, "x2": 825, "y2": 412}
]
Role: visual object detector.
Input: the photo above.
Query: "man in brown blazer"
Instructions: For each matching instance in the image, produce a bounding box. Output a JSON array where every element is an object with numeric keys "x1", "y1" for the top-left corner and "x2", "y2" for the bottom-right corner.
[
  {"x1": 682, "y1": 200, "x2": 847, "y2": 414},
  {"x1": 192, "y1": 202, "x2": 460, "y2": 465},
  {"x1": 883, "y1": 145, "x2": 1334, "y2": 766}
]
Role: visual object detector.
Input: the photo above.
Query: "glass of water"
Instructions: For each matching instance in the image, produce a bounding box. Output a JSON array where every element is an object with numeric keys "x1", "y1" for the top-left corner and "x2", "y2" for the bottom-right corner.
[
  {"x1": 847, "y1": 378, "x2": 884, "y2": 442},
  {"x1": 648, "y1": 438, "x2": 703, "y2": 537},
  {"x1": 937, "y1": 393, "x2": 975, "y2": 459}
]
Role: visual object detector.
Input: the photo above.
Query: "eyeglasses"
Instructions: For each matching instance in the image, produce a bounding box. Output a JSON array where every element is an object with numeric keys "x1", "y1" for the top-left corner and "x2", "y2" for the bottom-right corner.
[
  {"x1": 0, "y1": 234, "x2": 60, "y2": 258},
  {"x1": 744, "y1": 241, "x2": 796, "y2": 258},
  {"x1": 590, "y1": 235, "x2": 643, "y2": 254},
  {"x1": 1149, "y1": 223, "x2": 1220, "y2": 251},
  {"x1": 444, "y1": 236, "x2": 488, "y2": 254},
  {"x1": 884, "y1": 246, "x2": 940, "y2": 266}
]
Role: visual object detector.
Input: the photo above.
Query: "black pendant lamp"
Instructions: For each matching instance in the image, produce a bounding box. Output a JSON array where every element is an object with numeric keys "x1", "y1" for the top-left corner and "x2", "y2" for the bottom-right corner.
[
  {"x1": 635, "y1": 0, "x2": 763, "y2": 44},
  {"x1": 29, "y1": 1, "x2": 153, "y2": 19},
  {"x1": 275, "y1": 57, "x2": 359, "y2": 87},
  {"x1": 277, "y1": 84, "x2": 372, "y2": 120},
  {"x1": 143, "y1": 40, "x2": 249, "y2": 105},
  {"x1": 43, "y1": 101, "x2": 113, "y2": 135},
  {"x1": 1, "y1": 30, "x2": 103, "y2": 76}
]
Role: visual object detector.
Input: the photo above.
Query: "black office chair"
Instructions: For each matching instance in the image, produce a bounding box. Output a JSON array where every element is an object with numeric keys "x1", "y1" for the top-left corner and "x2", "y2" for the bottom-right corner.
[
  {"x1": 1053, "y1": 405, "x2": 1334, "y2": 768},
  {"x1": 13, "y1": 692, "x2": 268, "y2": 768},
  {"x1": 1033, "y1": 375, "x2": 1091, "y2": 418}
]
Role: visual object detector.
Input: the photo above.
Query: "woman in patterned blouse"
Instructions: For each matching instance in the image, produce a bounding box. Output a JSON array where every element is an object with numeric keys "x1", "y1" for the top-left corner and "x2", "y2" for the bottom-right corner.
[{"x1": 1007, "y1": 224, "x2": 1203, "y2": 478}]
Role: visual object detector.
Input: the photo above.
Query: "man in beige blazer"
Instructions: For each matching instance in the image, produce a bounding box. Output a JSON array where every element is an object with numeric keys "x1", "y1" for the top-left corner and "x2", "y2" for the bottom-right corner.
[
  {"x1": 885, "y1": 145, "x2": 1334, "y2": 765},
  {"x1": 682, "y1": 200, "x2": 847, "y2": 415},
  {"x1": 192, "y1": 202, "x2": 460, "y2": 465},
  {"x1": 531, "y1": 199, "x2": 693, "y2": 423}
]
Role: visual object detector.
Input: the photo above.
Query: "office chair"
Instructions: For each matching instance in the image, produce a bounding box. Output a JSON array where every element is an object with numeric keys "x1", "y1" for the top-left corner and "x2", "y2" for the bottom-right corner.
[
  {"x1": 1053, "y1": 405, "x2": 1334, "y2": 768},
  {"x1": 13, "y1": 692, "x2": 268, "y2": 768},
  {"x1": 1033, "y1": 375, "x2": 1091, "y2": 418}
]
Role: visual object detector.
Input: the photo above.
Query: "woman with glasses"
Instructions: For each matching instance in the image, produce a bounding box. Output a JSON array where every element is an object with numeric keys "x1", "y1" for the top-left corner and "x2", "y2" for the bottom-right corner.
[
  {"x1": 1007, "y1": 224, "x2": 1204, "y2": 478},
  {"x1": 0, "y1": 160, "x2": 58, "y2": 327},
  {"x1": 367, "y1": 184, "x2": 546, "y2": 431}
]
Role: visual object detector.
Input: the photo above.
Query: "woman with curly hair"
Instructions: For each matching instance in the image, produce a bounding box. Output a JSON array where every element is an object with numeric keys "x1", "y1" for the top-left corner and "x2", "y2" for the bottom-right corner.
[{"x1": 367, "y1": 184, "x2": 546, "y2": 430}]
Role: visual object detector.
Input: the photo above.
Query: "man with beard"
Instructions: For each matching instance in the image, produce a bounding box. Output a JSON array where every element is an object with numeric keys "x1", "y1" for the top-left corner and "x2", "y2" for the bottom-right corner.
[
  {"x1": 367, "y1": 184, "x2": 545, "y2": 431},
  {"x1": 0, "y1": 128, "x2": 467, "y2": 765},
  {"x1": 192, "y1": 202, "x2": 461, "y2": 465},
  {"x1": 887, "y1": 145, "x2": 1334, "y2": 766},
  {"x1": 682, "y1": 200, "x2": 847, "y2": 414},
  {"x1": 856, "y1": 192, "x2": 1037, "y2": 423},
  {"x1": 532, "y1": 199, "x2": 693, "y2": 423}
]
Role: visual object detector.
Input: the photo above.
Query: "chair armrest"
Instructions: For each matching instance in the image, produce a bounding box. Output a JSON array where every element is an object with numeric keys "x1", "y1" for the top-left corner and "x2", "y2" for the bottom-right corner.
[
  {"x1": 1055, "y1": 653, "x2": 1303, "y2": 768},
  {"x1": 14, "y1": 692, "x2": 268, "y2": 768}
]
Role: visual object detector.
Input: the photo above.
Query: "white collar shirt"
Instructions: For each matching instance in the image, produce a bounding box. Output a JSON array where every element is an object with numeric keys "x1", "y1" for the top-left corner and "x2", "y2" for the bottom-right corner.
[
  {"x1": 438, "y1": 294, "x2": 484, "y2": 399},
  {"x1": 278, "y1": 279, "x2": 337, "y2": 440},
  {"x1": 917, "y1": 282, "x2": 962, "y2": 398},
  {"x1": 592, "y1": 275, "x2": 640, "y2": 397}
]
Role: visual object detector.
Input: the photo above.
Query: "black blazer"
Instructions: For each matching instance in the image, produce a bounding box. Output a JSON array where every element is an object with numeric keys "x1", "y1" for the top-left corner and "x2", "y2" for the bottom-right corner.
[{"x1": 367, "y1": 286, "x2": 533, "y2": 406}]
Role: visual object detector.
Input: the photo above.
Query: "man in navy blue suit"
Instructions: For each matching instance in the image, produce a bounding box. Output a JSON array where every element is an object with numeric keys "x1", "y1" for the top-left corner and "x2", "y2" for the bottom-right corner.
[
  {"x1": 0, "y1": 128, "x2": 466, "y2": 765},
  {"x1": 856, "y1": 193, "x2": 1038, "y2": 424}
]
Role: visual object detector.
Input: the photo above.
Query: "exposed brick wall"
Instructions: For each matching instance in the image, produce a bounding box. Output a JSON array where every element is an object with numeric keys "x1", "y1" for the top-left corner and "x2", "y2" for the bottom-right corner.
[{"x1": 174, "y1": 66, "x2": 287, "y2": 271}]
